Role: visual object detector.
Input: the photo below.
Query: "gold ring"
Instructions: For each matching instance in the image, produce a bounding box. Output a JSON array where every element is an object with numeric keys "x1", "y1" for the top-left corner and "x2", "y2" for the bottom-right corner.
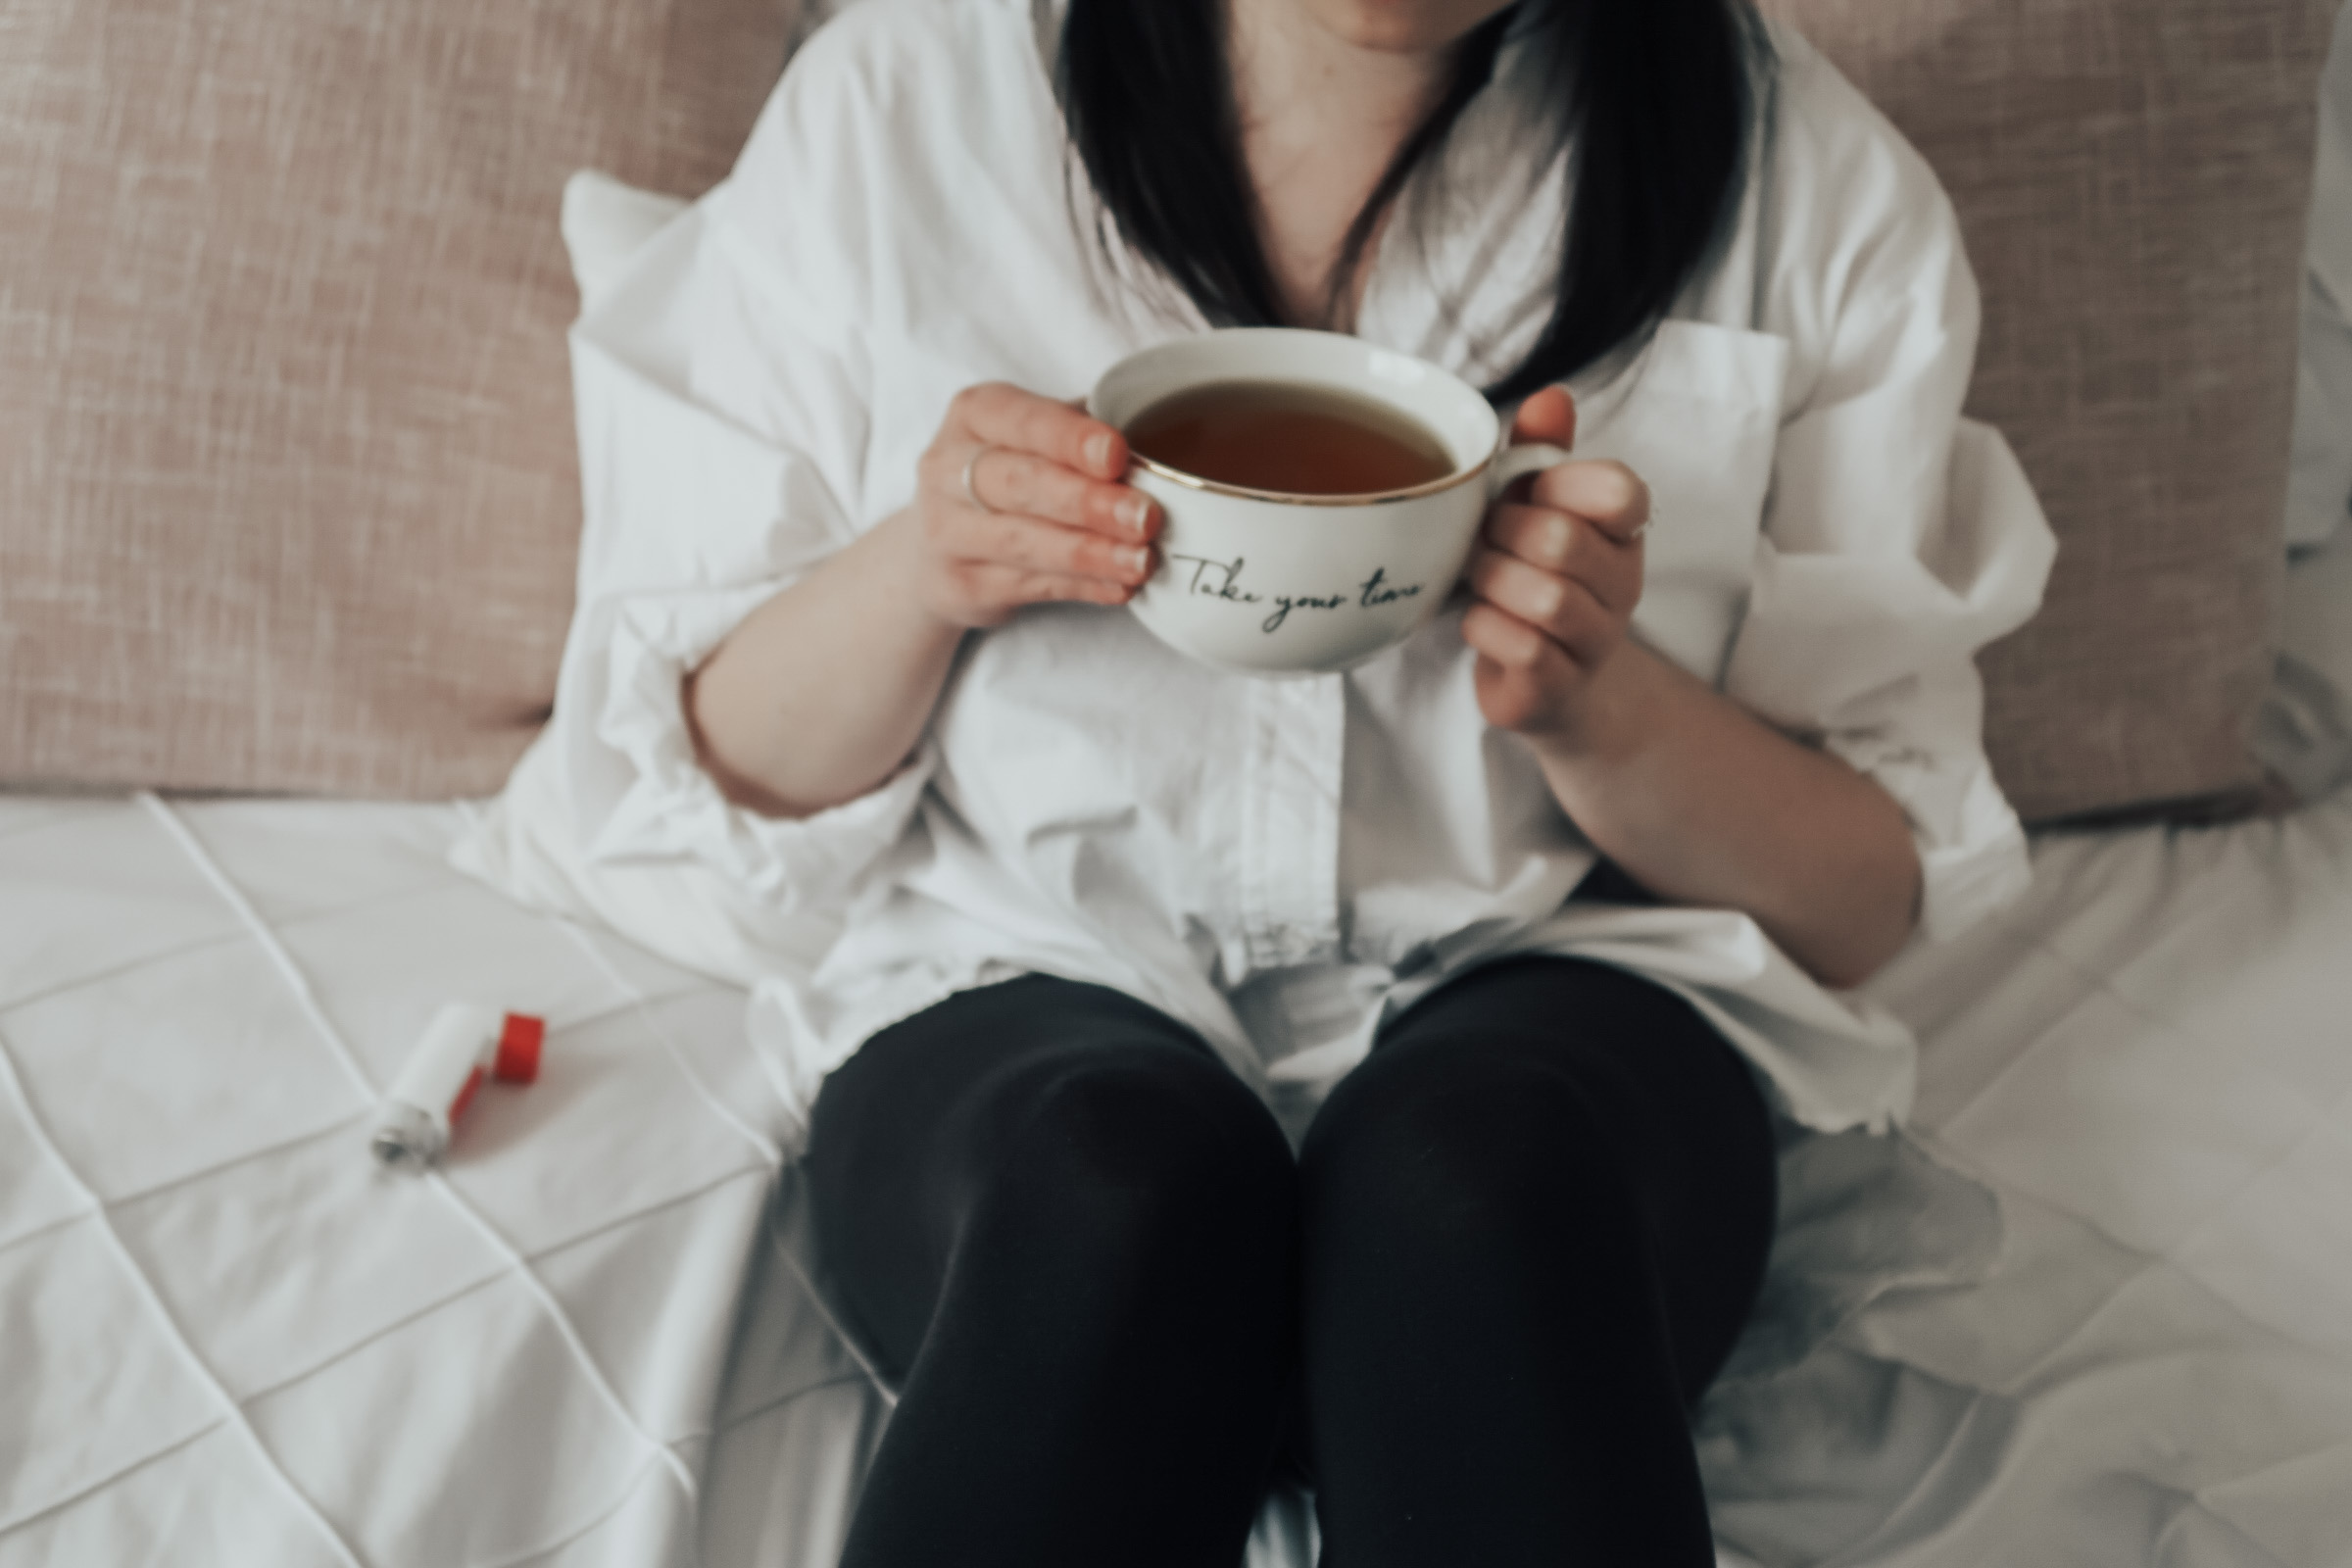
[{"x1": 960, "y1": 445, "x2": 997, "y2": 514}]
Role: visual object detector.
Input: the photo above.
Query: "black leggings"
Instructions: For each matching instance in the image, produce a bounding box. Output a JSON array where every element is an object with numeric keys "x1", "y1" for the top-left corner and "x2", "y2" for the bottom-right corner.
[{"x1": 803, "y1": 956, "x2": 1777, "y2": 1568}]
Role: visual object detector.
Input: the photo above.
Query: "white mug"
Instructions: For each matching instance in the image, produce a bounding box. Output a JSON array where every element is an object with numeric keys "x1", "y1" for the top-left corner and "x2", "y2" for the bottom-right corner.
[{"x1": 1088, "y1": 328, "x2": 1571, "y2": 677}]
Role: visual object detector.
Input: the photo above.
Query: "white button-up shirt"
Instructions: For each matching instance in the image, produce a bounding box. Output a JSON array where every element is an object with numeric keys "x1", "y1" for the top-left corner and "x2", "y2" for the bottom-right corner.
[{"x1": 463, "y1": 0, "x2": 2057, "y2": 1148}]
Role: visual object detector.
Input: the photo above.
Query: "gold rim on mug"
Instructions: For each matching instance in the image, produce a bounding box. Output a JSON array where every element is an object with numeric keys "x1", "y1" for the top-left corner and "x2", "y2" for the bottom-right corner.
[
  {"x1": 1132, "y1": 446, "x2": 1660, "y2": 536},
  {"x1": 1126, "y1": 448, "x2": 1495, "y2": 508}
]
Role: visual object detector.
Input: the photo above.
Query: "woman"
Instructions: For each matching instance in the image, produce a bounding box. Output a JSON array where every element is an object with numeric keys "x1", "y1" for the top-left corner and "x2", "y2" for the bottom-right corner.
[{"x1": 537, "y1": 0, "x2": 2054, "y2": 1560}]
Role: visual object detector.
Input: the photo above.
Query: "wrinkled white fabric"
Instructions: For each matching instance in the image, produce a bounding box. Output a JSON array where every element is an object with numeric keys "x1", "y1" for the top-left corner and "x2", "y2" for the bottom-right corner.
[
  {"x1": 466, "y1": 0, "x2": 2055, "y2": 1145},
  {"x1": 696, "y1": 784, "x2": 2352, "y2": 1568}
]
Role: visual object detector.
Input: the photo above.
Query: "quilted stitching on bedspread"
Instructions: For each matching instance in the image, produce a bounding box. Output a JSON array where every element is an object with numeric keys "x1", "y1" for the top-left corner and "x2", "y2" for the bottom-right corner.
[{"x1": 0, "y1": 797, "x2": 829, "y2": 1568}]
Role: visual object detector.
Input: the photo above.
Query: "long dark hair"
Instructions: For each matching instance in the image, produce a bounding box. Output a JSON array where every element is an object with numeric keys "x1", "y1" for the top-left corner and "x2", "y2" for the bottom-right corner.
[{"x1": 1056, "y1": 1, "x2": 1769, "y2": 404}]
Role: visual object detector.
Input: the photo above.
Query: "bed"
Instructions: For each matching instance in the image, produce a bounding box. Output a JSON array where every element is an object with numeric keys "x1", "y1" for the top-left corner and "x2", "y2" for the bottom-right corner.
[
  {"x1": 4, "y1": 764, "x2": 2348, "y2": 1567},
  {"x1": 8, "y1": 0, "x2": 2352, "y2": 1562}
]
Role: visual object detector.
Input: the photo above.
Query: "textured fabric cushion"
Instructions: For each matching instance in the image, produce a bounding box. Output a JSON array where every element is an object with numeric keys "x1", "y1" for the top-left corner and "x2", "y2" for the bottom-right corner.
[
  {"x1": 1768, "y1": 0, "x2": 2333, "y2": 821},
  {"x1": 2, "y1": 0, "x2": 2330, "y2": 815},
  {"x1": 0, "y1": 0, "x2": 802, "y2": 795}
]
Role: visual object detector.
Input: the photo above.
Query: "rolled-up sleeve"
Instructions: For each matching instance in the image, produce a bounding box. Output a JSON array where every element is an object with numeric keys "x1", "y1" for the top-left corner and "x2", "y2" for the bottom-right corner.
[
  {"x1": 1722, "y1": 59, "x2": 2058, "y2": 943},
  {"x1": 549, "y1": 55, "x2": 932, "y2": 918}
]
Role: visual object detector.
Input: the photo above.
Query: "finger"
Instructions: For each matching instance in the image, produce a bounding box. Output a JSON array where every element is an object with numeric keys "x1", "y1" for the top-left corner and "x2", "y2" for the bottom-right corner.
[
  {"x1": 1482, "y1": 502, "x2": 1641, "y2": 617},
  {"x1": 1509, "y1": 384, "x2": 1577, "y2": 451},
  {"x1": 1464, "y1": 546, "x2": 1619, "y2": 665},
  {"x1": 1526, "y1": 459, "x2": 1649, "y2": 543},
  {"x1": 942, "y1": 509, "x2": 1154, "y2": 587},
  {"x1": 948, "y1": 382, "x2": 1128, "y2": 479},
  {"x1": 1461, "y1": 599, "x2": 1555, "y2": 669},
  {"x1": 950, "y1": 443, "x2": 1157, "y2": 540},
  {"x1": 1461, "y1": 602, "x2": 1576, "y2": 730}
]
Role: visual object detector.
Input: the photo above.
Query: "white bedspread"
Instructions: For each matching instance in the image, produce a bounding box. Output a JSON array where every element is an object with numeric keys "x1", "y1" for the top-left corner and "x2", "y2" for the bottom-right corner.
[
  {"x1": 1709, "y1": 791, "x2": 2352, "y2": 1565},
  {"x1": 0, "y1": 794, "x2": 792, "y2": 1568},
  {"x1": 4, "y1": 785, "x2": 2351, "y2": 1566}
]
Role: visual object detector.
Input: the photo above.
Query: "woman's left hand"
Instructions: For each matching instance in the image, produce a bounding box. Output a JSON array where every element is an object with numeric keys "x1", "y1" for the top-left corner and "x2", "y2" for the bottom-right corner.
[{"x1": 1462, "y1": 386, "x2": 1651, "y2": 745}]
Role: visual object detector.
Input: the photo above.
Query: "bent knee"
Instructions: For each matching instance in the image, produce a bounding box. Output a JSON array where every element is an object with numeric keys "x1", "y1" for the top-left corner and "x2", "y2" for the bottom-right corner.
[
  {"x1": 999, "y1": 1046, "x2": 1296, "y2": 1241},
  {"x1": 1300, "y1": 1042, "x2": 1633, "y2": 1240}
]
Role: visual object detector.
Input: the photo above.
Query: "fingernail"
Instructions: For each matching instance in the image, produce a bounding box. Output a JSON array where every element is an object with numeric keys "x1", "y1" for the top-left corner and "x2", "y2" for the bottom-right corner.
[
  {"x1": 1118, "y1": 545, "x2": 1150, "y2": 575},
  {"x1": 1118, "y1": 495, "x2": 1152, "y2": 534},
  {"x1": 1088, "y1": 432, "x2": 1115, "y2": 470}
]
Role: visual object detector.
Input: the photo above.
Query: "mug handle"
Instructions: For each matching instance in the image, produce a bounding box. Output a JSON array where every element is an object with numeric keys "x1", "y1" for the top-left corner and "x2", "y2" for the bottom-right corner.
[{"x1": 1485, "y1": 441, "x2": 1576, "y2": 499}]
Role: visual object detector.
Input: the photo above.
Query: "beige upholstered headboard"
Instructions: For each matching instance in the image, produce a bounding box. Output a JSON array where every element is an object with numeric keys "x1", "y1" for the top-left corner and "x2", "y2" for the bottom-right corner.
[
  {"x1": 0, "y1": 0, "x2": 2333, "y2": 822},
  {"x1": 1767, "y1": 0, "x2": 2334, "y2": 821},
  {"x1": 0, "y1": 0, "x2": 803, "y2": 797}
]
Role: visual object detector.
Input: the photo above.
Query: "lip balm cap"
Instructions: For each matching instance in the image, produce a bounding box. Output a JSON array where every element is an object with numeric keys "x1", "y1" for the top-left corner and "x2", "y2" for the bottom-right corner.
[{"x1": 493, "y1": 1013, "x2": 545, "y2": 1085}]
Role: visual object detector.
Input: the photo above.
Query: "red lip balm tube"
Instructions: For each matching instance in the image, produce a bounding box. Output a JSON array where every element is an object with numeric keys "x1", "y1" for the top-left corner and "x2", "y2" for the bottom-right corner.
[{"x1": 370, "y1": 1004, "x2": 545, "y2": 1170}]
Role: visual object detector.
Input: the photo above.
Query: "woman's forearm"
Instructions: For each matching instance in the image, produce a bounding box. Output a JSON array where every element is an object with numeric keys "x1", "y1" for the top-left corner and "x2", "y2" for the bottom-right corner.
[
  {"x1": 686, "y1": 508, "x2": 965, "y2": 818},
  {"x1": 1530, "y1": 641, "x2": 1923, "y2": 990}
]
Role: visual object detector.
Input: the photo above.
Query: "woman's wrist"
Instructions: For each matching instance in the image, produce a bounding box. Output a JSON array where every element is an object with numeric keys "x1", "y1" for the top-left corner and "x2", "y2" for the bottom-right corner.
[
  {"x1": 1523, "y1": 638, "x2": 1675, "y2": 773},
  {"x1": 1522, "y1": 642, "x2": 1922, "y2": 987},
  {"x1": 875, "y1": 506, "x2": 976, "y2": 643}
]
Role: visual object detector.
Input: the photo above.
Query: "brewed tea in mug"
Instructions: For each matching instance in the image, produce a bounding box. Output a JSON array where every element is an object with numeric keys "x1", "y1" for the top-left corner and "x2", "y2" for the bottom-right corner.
[{"x1": 1125, "y1": 380, "x2": 1456, "y2": 497}]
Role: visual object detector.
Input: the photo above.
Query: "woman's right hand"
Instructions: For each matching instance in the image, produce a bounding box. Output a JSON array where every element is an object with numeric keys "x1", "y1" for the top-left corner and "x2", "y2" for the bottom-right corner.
[
  {"x1": 910, "y1": 382, "x2": 1162, "y2": 629},
  {"x1": 689, "y1": 382, "x2": 1160, "y2": 818}
]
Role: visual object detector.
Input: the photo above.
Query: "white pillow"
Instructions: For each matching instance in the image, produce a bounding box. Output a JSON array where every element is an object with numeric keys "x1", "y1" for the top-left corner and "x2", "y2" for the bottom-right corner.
[
  {"x1": 2264, "y1": 4, "x2": 2352, "y2": 800},
  {"x1": 2290, "y1": 0, "x2": 2352, "y2": 551},
  {"x1": 453, "y1": 171, "x2": 840, "y2": 997},
  {"x1": 561, "y1": 170, "x2": 691, "y2": 306}
]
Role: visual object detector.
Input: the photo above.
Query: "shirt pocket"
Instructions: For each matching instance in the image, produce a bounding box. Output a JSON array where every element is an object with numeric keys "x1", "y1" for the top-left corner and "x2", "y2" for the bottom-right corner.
[{"x1": 1567, "y1": 318, "x2": 1791, "y2": 686}]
